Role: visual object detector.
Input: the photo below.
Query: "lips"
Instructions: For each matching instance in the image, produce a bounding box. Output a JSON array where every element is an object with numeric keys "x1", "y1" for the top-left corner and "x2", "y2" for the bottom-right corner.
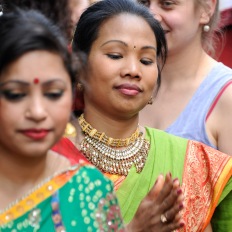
[
  {"x1": 115, "y1": 83, "x2": 142, "y2": 96},
  {"x1": 20, "y1": 129, "x2": 51, "y2": 140}
]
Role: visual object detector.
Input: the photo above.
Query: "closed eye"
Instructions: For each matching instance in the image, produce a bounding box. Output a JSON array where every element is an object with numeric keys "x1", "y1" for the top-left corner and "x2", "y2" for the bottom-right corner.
[
  {"x1": 140, "y1": 59, "x2": 154, "y2": 65},
  {"x1": 106, "y1": 54, "x2": 123, "y2": 60},
  {"x1": 44, "y1": 91, "x2": 64, "y2": 100},
  {"x1": 0, "y1": 90, "x2": 26, "y2": 101}
]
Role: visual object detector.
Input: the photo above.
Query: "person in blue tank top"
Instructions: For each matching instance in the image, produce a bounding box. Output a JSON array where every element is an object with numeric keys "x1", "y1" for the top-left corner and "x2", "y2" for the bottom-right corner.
[{"x1": 138, "y1": 0, "x2": 232, "y2": 155}]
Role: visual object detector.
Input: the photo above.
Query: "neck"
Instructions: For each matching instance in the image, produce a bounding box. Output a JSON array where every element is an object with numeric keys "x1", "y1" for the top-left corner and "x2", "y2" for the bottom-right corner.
[
  {"x1": 162, "y1": 42, "x2": 216, "y2": 89},
  {"x1": 82, "y1": 107, "x2": 139, "y2": 139},
  {"x1": 0, "y1": 148, "x2": 70, "y2": 210},
  {"x1": 78, "y1": 107, "x2": 149, "y2": 176},
  {"x1": 0, "y1": 153, "x2": 50, "y2": 188},
  {"x1": 0, "y1": 150, "x2": 69, "y2": 188}
]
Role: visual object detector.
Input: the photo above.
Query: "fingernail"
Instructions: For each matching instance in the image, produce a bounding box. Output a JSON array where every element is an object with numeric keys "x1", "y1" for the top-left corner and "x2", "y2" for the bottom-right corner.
[
  {"x1": 173, "y1": 178, "x2": 178, "y2": 183},
  {"x1": 168, "y1": 172, "x2": 172, "y2": 178},
  {"x1": 179, "y1": 203, "x2": 184, "y2": 210},
  {"x1": 177, "y1": 189, "x2": 182, "y2": 195},
  {"x1": 155, "y1": 179, "x2": 159, "y2": 185},
  {"x1": 179, "y1": 222, "x2": 185, "y2": 227}
]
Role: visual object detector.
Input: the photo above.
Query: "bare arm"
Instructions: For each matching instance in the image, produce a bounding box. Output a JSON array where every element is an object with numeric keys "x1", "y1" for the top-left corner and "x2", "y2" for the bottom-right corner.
[{"x1": 206, "y1": 83, "x2": 232, "y2": 155}]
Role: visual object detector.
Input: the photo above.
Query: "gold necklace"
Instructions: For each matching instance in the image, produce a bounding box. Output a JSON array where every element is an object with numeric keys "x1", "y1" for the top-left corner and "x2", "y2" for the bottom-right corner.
[
  {"x1": 78, "y1": 114, "x2": 150, "y2": 176},
  {"x1": 78, "y1": 113, "x2": 140, "y2": 147}
]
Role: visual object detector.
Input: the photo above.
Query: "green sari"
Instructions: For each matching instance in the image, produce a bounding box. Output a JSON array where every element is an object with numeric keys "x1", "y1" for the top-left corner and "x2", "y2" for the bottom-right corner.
[
  {"x1": 0, "y1": 163, "x2": 125, "y2": 232},
  {"x1": 117, "y1": 127, "x2": 232, "y2": 231},
  {"x1": 53, "y1": 127, "x2": 232, "y2": 231}
]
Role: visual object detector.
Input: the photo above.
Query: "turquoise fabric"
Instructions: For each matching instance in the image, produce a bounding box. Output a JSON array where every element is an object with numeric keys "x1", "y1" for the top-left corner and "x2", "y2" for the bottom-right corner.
[{"x1": 0, "y1": 165, "x2": 125, "y2": 232}]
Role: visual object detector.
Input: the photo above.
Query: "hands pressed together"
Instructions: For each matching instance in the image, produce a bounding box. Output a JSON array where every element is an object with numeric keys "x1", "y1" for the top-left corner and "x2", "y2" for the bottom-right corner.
[{"x1": 127, "y1": 173, "x2": 185, "y2": 232}]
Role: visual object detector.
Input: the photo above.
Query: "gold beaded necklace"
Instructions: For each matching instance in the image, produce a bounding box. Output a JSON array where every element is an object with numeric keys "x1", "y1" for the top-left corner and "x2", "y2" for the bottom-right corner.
[
  {"x1": 78, "y1": 114, "x2": 140, "y2": 147},
  {"x1": 78, "y1": 114, "x2": 150, "y2": 176}
]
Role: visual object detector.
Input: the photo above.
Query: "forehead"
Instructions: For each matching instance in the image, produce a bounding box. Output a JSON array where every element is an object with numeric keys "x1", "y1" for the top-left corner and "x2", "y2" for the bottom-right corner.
[
  {"x1": 1, "y1": 50, "x2": 70, "y2": 83},
  {"x1": 96, "y1": 13, "x2": 157, "y2": 45}
]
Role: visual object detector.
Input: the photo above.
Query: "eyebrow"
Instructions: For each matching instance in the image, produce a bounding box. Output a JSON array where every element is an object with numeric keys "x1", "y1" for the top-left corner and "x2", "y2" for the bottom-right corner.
[
  {"x1": 0, "y1": 79, "x2": 66, "y2": 87},
  {"x1": 42, "y1": 79, "x2": 66, "y2": 86},
  {"x1": 0, "y1": 80, "x2": 29, "y2": 87},
  {"x1": 101, "y1": 40, "x2": 128, "y2": 47},
  {"x1": 141, "y1": 46, "x2": 157, "y2": 52},
  {"x1": 100, "y1": 40, "x2": 157, "y2": 51}
]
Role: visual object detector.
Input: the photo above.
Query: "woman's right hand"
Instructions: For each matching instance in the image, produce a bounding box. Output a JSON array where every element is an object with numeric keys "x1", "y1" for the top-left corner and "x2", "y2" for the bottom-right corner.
[{"x1": 126, "y1": 173, "x2": 185, "y2": 232}]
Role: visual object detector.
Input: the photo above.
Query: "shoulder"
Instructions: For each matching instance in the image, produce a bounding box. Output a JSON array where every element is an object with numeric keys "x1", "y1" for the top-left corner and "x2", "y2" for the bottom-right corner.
[
  {"x1": 145, "y1": 126, "x2": 187, "y2": 143},
  {"x1": 71, "y1": 164, "x2": 113, "y2": 190},
  {"x1": 210, "y1": 80, "x2": 232, "y2": 121},
  {"x1": 213, "y1": 62, "x2": 232, "y2": 76},
  {"x1": 79, "y1": 165, "x2": 112, "y2": 182},
  {"x1": 58, "y1": 166, "x2": 124, "y2": 231},
  {"x1": 206, "y1": 63, "x2": 232, "y2": 127},
  {"x1": 206, "y1": 62, "x2": 232, "y2": 86},
  {"x1": 145, "y1": 126, "x2": 188, "y2": 153}
]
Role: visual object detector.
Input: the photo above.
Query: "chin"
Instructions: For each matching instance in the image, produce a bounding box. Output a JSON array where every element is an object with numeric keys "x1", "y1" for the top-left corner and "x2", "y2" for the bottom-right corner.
[{"x1": 20, "y1": 143, "x2": 53, "y2": 158}]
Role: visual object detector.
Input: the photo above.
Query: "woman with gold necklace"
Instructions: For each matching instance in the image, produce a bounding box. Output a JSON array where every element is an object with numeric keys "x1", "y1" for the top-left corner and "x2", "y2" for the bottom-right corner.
[{"x1": 53, "y1": 0, "x2": 232, "y2": 231}]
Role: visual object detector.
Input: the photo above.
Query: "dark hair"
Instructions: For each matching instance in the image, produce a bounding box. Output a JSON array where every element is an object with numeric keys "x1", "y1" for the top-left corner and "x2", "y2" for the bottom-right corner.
[
  {"x1": 72, "y1": 0, "x2": 167, "y2": 91},
  {"x1": 0, "y1": 0, "x2": 73, "y2": 40},
  {"x1": 0, "y1": 9, "x2": 77, "y2": 86}
]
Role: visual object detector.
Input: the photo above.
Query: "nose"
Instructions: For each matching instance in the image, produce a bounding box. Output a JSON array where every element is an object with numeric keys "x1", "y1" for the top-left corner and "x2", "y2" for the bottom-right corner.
[
  {"x1": 154, "y1": 13, "x2": 162, "y2": 22},
  {"x1": 25, "y1": 96, "x2": 47, "y2": 122},
  {"x1": 149, "y1": 3, "x2": 162, "y2": 23},
  {"x1": 120, "y1": 58, "x2": 142, "y2": 79}
]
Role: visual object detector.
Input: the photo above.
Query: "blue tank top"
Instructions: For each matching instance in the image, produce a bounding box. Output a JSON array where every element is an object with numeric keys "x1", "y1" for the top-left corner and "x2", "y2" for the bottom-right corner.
[{"x1": 165, "y1": 62, "x2": 232, "y2": 149}]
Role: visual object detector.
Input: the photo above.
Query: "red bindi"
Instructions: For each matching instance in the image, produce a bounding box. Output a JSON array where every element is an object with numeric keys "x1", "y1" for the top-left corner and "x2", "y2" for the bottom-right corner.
[{"x1": 33, "y1": 78, "x2": 39, "y2": 84}]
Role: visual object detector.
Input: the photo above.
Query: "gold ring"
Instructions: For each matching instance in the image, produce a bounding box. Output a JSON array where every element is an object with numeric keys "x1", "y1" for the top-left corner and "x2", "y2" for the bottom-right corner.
[{"x1": 160, "y1": 214, "x2": 168, "y2": 223}]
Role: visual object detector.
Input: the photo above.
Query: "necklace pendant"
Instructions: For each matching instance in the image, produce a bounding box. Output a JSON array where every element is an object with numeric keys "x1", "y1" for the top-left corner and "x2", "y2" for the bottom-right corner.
[
  {"x1": 78, "y1": 114, "x2": 150, "y2": 175},
  {"x1": 80, "y1": 136, "x2": 150, "y2": 176}
]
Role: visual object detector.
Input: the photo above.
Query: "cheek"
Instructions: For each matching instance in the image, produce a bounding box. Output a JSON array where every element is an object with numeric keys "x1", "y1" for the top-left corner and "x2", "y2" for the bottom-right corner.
[
  {"x1": 59, "y1": 96, "x2": 72, "y2": 117},
  {"x1": 49, "y1": 92, "x2": 72, "y2": 121},
  {"x1": 164, "y1": 13, "x2": 185, "y2": 29},
  {"x1": 147, "y1": 67, "x2": 158, "y2": 87},
  {"x1": 0, "y1": 101, "x2": 21, "y2": 125}
]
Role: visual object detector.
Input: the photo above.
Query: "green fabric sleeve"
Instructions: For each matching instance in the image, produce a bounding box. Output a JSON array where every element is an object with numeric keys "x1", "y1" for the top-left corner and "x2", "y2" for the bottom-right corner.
[{"x1": 211, "y1": 177, "x2": 232, "y2": 231}]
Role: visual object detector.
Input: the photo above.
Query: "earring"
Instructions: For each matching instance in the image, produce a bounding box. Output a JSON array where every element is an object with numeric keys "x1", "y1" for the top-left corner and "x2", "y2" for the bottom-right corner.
[
  {"x1": 203, "y1": 25, "x2": 210, "y2": 32},
  {"x1": 0, "y1": 6, "x2": 3, "y2": 16},
  {"x1": 77, "y1": 83, "x2": 83, "y2": 92},
  {"x1": 147, "y1": 97, "x2": 153, "y2": 105}
]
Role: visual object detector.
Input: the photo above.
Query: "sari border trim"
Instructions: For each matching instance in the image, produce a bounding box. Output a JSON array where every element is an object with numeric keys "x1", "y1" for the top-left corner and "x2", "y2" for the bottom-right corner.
[
  {"x1": 181, "y1": 140, "x2": 231, "y2": 231},
  {"x1": 104, "y1": 173, "x2": 126, "y2": 191},
  {"x1": 203, "y1": 158, "x2": 232, "y2": 229},
  {"x1": 0, "y1": 165, "x2": 82, "y2": 225}
]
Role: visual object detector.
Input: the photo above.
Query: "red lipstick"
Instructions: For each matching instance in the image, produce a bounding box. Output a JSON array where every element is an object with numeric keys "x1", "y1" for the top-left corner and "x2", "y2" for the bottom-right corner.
[{"x1": 20, "y1": 129, "x2": 50, "y2": 140}]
